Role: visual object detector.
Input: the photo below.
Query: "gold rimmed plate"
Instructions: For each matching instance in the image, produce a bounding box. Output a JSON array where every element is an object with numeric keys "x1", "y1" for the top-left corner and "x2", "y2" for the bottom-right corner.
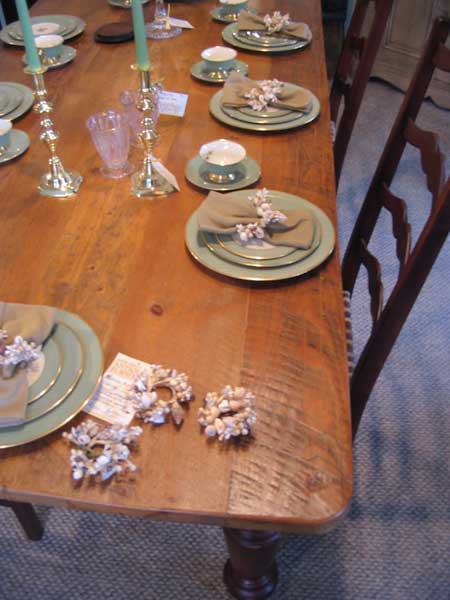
[
  {"x1": 185, "y1": 189, "x2": 335, "y2": 282},
  {"x1": 222, "y1": 23, "x2": 311, "y2": 53},
  {"x1": 0, "y1": 310, "x2": 103, "y2": 449}
]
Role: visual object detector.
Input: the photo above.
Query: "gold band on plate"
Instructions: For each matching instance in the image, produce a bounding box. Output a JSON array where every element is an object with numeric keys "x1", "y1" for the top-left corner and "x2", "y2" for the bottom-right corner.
[{"x1": 28, "y1": 337, "x2": 63, "y2": 405}]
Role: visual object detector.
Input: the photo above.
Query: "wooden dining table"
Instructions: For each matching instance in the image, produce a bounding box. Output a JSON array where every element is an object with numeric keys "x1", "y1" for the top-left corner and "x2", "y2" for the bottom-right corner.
[{"x1": 0, "y1": 0, "x2": 352, "y2": 597}]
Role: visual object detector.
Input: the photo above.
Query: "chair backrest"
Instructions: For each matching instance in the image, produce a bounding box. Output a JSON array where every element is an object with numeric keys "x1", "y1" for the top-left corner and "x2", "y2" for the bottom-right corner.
[
  {"x1": 341, "y1": 17, "x2": 450, "y2": 439},
  {"x1": 330, "y1": 0, "x2": 393, "y2": 187}
]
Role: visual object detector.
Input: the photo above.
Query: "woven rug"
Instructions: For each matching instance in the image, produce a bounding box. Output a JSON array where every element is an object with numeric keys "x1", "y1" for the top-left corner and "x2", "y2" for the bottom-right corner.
[{"x1": 1, "y1": 81, "x2": 449, "y2": 600}]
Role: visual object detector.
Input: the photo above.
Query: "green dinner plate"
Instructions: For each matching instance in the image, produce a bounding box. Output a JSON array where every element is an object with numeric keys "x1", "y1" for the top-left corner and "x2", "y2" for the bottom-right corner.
[
  {"x1": 185, "y1": 155, "x2": 260, "y2": 192},
  {"x1": 222, "y1": 23, "x2": 311, "y2": 53},
  {"x1": 24, "y1": 322, "x2": 83, "y2": 423},
  {"x1": 0, "y1": 83, "x2": 24, "y2": 118},
  {"x1": 0, "y1": 129, "x2": 29, "y2": 164},
  {"x1": 210, "y1": 90, "x2": 320, "y2": 132},
  {"x1": 0, "y1": 310, "x2": 103, "y2": 449},
  {"x1": 185, "y1": 190, "x2": 335, "y2": 281},
  {"x1": 235, "y1": 30, "x2": 299, "y2": 48},
  {"x1": 0, "y1": 92, "x2": 10, "y2": 113},
  {"x1": 210, "y1": 6, "x2": 256, "y2": 23},
  {"x1": 191, "y1": 60, "x2": 249, "y2": 84},
  {"x1": 202, "y1": 220, "x2": 322, "y2": 268},
  {"x1": 27, "y1": 336, "x2": 61, "y2": 405},
  {"x1": 238, "y1": 104, "x2": 292, "y2": 118},
  {"x1": 0, "y1": 15, "x2": 86, "y2": 46},
  {"x1": 0, "y1": 82, "x2": 34, "y2": 122}
]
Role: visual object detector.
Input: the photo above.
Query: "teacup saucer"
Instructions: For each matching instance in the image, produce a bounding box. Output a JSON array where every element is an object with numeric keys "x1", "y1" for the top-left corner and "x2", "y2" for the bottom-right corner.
[
  {"x1": 0, "y1": 129, "x2": 30, "y2": 164},
  {"x1": 210, "y1": 6, "x2": 254, "y2": 23},
  {"x1": 191, "y1": 59, "x2": 248, "y2": 83},
  {"x1": 23, "y1": 45, "x2": 76, "y2": 70},
  {"x1": 185, "y1": 155, "x2": 260, "y2": 192}
]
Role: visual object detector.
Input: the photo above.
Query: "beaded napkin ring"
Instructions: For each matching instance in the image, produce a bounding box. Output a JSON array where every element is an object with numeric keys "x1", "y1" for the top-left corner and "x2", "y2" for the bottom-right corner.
[
  {"x1": 0, "y1": 330, "x2": 40, "y2": 379},
  {"x1": 198, "y1": 386, "x2": 256, "y2": 442}
]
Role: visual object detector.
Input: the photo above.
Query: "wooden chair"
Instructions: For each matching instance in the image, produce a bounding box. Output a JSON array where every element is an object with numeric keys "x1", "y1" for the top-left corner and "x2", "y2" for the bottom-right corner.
[
  {"x1": 342, "y1": 17, "x2": 450, "y2": 440},
  {"x1": 330, "y1": 0, "x2": 393, "y2": 187}
]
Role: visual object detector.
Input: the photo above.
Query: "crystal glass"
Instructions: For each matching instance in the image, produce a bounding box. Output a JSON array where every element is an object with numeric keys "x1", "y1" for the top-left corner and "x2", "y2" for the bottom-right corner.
[
  {"x1": 86, "y1": 110, "x2": 133, "y2": 179},
  {"x1": 119, "y1": 85, "x2": 161, "y2": 148},
  {"x1": 145, "y1": 0, "x2": 182, "y2": 39}
]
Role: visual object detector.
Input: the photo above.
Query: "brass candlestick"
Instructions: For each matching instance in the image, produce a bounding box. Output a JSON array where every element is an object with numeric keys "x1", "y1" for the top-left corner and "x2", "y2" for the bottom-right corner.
[
  {"x1": 131, "y1": 66, "x2": 174, "y2": 198},
  {"x1": 27, "y1": 66, "x2": 82, "y2": 198}
]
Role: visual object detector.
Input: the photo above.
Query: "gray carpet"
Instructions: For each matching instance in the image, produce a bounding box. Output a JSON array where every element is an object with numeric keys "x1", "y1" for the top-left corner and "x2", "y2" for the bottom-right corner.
[{"x1": 1, "y1": 81, "x2": 450, "y2": 600}]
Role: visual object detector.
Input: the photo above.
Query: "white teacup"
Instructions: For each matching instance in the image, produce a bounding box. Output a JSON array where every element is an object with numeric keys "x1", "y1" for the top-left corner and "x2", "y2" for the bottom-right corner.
[
  {"x1": 219, "y1": 0, "x2": 248, "y2": 16},
  {"x1": 200, "y1": 138, "x2": 246, "y2": 183},
  {"x1": 201, "y1": 46, "x2": 237, "y2": 75},
  {"x1": 35, "y1": 34, "x2": 64, "y2": 62},
  {"x1": 0, "y1": 119, "x2": 12, "y2": 154}
]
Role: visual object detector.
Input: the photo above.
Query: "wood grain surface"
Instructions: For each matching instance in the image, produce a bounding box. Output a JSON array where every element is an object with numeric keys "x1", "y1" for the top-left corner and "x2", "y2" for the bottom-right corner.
[{"x1": 0, "y1": 0, "x2": 352, "y2": 534}]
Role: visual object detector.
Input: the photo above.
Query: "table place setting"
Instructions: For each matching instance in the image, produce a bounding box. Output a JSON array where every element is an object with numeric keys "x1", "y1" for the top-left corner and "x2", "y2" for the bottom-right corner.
[
  {"x1": 0, "y1": 118, "x2": 29, "y2": 164},
  {"x1": 210, "y1": 0, "x2": 251, "y2": 23},
  {"x1": 0, "y1": 14, "x2": 86, "y2": 46},
  {"x1": 0, "y1": 81, "x2": 34, "y2": 122},
  {"x1": 0, "y1": 301, "x2": 103, "y2": 449},
  {"x1": 191, "y1": 45, "x2": 248, "y2": 84},
  {"x1": 185, "y1": 138, "x2": 260, "y2": 191},
  {"x1": 185, "y1": 188, "x2": 335, "y2": 281},
  {"x1": 209, "y1": 71, "x2": 320, "y2": 132},
  {"x1": 222, "y1": 10, "x2": 312, "y2": 53}
]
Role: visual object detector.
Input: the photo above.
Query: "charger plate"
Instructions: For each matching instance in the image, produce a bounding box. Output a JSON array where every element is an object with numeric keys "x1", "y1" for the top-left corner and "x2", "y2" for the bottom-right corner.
[
  {"x1": 221, "y1": 105, "x2": 305, "y2": 126},
  {"x1": 210, "y1": 90, "x2": 320, "y2": 132},
  {"x1": 0, "y1": 15, "x2": 86, "y2": 46},
  {"x1": 185, "y1": 190, "x2": 335, "y2": 281},
  {"x1": 202, "y1": 220, "x2": 322, "y2": 268},
  {"x1": 0, "y1": 309, "x2": 103, "y2": 449},
  {"x1": 222, "y1": 23, "x2": 311, "y2": 53}
]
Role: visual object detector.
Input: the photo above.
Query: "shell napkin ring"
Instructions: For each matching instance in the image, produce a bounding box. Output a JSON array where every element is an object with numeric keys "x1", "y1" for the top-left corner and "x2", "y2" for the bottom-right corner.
[
  {"x1": 63, "y1": 420, "x2": 143, "y2": 481},
  {"x1": 198, "y1": 386, "x2": 256, "y2": 441},
  {"x1": 130, "y1": 365, "x2": 193, "y2": 426}
]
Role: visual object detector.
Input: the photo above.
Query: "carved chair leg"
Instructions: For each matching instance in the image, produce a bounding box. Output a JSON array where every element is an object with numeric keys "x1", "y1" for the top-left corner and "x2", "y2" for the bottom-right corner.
[
  {"x1": 223, "y1": 528, "x2": 281, "y2": 600},
  {"x1": 1, "y1": 501, "x2": 44, "y2": 541}
]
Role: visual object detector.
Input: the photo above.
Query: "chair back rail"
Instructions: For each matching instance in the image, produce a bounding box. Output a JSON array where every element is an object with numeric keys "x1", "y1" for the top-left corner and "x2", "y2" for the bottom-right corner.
[
  {"x1": 341, "y1": 17, "x2": 450, "y2": 438},
  {"x1": 330, "y1": 0, "x2": 394, "y2": 186}
]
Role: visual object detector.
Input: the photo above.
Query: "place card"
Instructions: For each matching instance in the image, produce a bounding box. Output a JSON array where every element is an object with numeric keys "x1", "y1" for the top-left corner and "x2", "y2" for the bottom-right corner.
[
  {"x1": 169, "y1": 17, "x2": 194, "y2": 29},
  {"x1": 159, "y1": 91, "x2": 189, "y2": 117},
  {"x1": 153, "y1": 160, "x2": 180, "y2": 191},
  {"x1": 84, "y1": 353, "x2": 150, "y2": 426}
]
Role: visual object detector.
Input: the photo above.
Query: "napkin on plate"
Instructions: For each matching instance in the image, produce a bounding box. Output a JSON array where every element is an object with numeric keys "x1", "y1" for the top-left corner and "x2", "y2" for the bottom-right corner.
[
  {"x1": 0, "y1": 302, "x2": 55, "y2": 427},
  {"x1": 222, "y1": 71, "x2": 312, "y2": 112},
  {"x1": 197, "y1": 191, "x2": 315, "y2": 249},
  {"x1": 237, "y1": 10, "x2": 311, "y2": 40}
]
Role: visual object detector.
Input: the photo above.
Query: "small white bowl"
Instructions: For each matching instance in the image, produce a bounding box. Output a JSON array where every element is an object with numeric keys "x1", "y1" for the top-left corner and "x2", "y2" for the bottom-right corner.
[
  {"x1": 201, "y1": 46, "x2": 237, "y2": 72},
  {"x1": 200, "y1": 139, "x2": 246, "y2": 183}
]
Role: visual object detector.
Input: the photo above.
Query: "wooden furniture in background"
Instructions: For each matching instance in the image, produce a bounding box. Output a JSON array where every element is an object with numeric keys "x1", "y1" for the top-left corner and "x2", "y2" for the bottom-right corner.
[
  {"x1": 0, "y1": 0, "x2": 352, "y2": 597},
  {"x1": 342, "y1": 17, "x2": 450, "y2": 438},
  {"x1": 371, "y1": 0, "x2": 450, "y2": 109},
  {"x1": 330, "y1": 0, "x2": 394, "y2": 187}
]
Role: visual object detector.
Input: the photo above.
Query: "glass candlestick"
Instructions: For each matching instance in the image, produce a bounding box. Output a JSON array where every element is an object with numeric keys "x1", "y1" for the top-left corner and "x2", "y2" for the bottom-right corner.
[
  {"x1": 131, "y1": 67, "x2": 174, "y2": 198},
  {"x1": 145, "y1": 0, "x2": 182, "y2": 39},
  {"x1": 27, "y1": 66, "x2": 82, "y2": 197}
]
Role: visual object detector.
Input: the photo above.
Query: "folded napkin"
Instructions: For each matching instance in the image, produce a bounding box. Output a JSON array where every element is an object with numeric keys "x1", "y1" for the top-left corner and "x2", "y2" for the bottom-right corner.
[
  {"x1": 222, "y1": 71, "x2": 312, "y2": 112},
  {"x1": 0, "y1": 302, "x2": 55, "y2": 427},
  {"x1": 237, "y1": 10, "x2": 311, "y2": 40},
  {"x1": 197, "y1": 191, "x2": 315, "y2": 249}
]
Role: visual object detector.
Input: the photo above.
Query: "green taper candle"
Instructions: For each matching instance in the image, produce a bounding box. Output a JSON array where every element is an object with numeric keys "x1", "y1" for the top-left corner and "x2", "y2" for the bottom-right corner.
[
  {"x1": 131, "y1": 0, "x2": 150, "y2": 70},
  {"x1": 14, "y1": 0, "x2": 41, "y2": 73}
]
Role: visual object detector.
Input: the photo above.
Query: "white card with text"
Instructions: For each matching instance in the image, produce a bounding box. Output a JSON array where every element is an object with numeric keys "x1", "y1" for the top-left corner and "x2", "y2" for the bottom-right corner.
[{"x1": 159, "y1": 91, "x2": 189, "y2": 117}]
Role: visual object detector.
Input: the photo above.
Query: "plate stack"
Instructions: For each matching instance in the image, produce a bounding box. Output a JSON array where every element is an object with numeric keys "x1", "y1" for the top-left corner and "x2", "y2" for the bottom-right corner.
[
  {"x1": 222, "y1": 22, "x2": 312, "y2": 53},
  {"x1": 0, "y1": 14, "x2": 86, "y2": 46},
  {"x1": 209, "y1": 85, "x2": 321, "y2": 133},
  {"x1": 0, "y1": 82, "x2": 34, "y2": 123},
  {"x1": 185, "y1": 190, "x2": 335, "y2": 282},
  {"x1": 0, "y1": 311, "x2": 103, "y2": 449}
]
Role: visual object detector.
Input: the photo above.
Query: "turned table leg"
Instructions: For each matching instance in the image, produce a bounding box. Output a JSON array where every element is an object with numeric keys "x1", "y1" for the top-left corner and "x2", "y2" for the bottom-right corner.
[
  {"x1": 0, "y1": 501, "x2": 44, "y2": 541},
  {"x1": 223, "y1": 528, "x2": 281, "y2": 600}
]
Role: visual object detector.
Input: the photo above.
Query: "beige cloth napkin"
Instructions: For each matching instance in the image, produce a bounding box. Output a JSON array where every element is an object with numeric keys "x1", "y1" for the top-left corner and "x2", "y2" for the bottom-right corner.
[
  {"x1": 197, "y1": 191, "x2": 315, "y2": 248},
  {"x1": 0, "y1": 302, "x2": 55, "y2": 427},
  {"x1": 237, "y1": 10, "x2": 311, "y2": 40},
  {"x1": 222, "y1": 71, "x2": 312, "y2": 112}
]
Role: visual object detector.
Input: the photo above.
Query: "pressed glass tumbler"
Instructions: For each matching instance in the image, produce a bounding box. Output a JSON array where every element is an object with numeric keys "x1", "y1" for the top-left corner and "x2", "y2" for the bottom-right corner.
[
  {"x1": 119, "y1": 86, "x2": 161, "y2": 148},
  {"x1": 86, "y1": 110, "x2": 133, "y2": 179}
]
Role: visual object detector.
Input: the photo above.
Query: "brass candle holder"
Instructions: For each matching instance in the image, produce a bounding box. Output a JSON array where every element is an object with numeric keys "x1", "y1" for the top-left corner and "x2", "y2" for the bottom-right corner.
[
  {"x1": 131, "y1": 66, "x2": 174, "y2": 198},
  {"x1": 26, "y1": 66, "x2": 82, "y2": 198}
]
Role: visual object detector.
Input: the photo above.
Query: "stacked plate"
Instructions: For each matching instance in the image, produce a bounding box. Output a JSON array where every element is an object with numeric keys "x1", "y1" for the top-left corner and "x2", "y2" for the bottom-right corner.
[
  {"x1": 0, "y1": 310, "x2": 103, "y2": 449},
  {"x1": 0, "y1": 14, "x2": 86, "y2": 46},
  {"x1": 209, "y1": 85, "x2": 320, "y2": 132},
  {"x1": 222, "y1": 22, "x2": 312, "y2": 53},
  {"x1": 0, "y1": 82, "x2": 34, "y2": 122},
  {"x1": 185, "y1": 189, "x2": 335, "y2": 282}
]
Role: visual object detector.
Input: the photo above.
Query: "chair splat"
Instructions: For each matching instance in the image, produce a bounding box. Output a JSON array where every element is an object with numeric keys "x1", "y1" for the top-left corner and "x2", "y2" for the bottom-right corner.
[
  {"x1": 380, "y1": 183, "x2": 411, "y2": 271},
  {"x1": 358, "y1": 239, "x2": 384, "y2": 325}
]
